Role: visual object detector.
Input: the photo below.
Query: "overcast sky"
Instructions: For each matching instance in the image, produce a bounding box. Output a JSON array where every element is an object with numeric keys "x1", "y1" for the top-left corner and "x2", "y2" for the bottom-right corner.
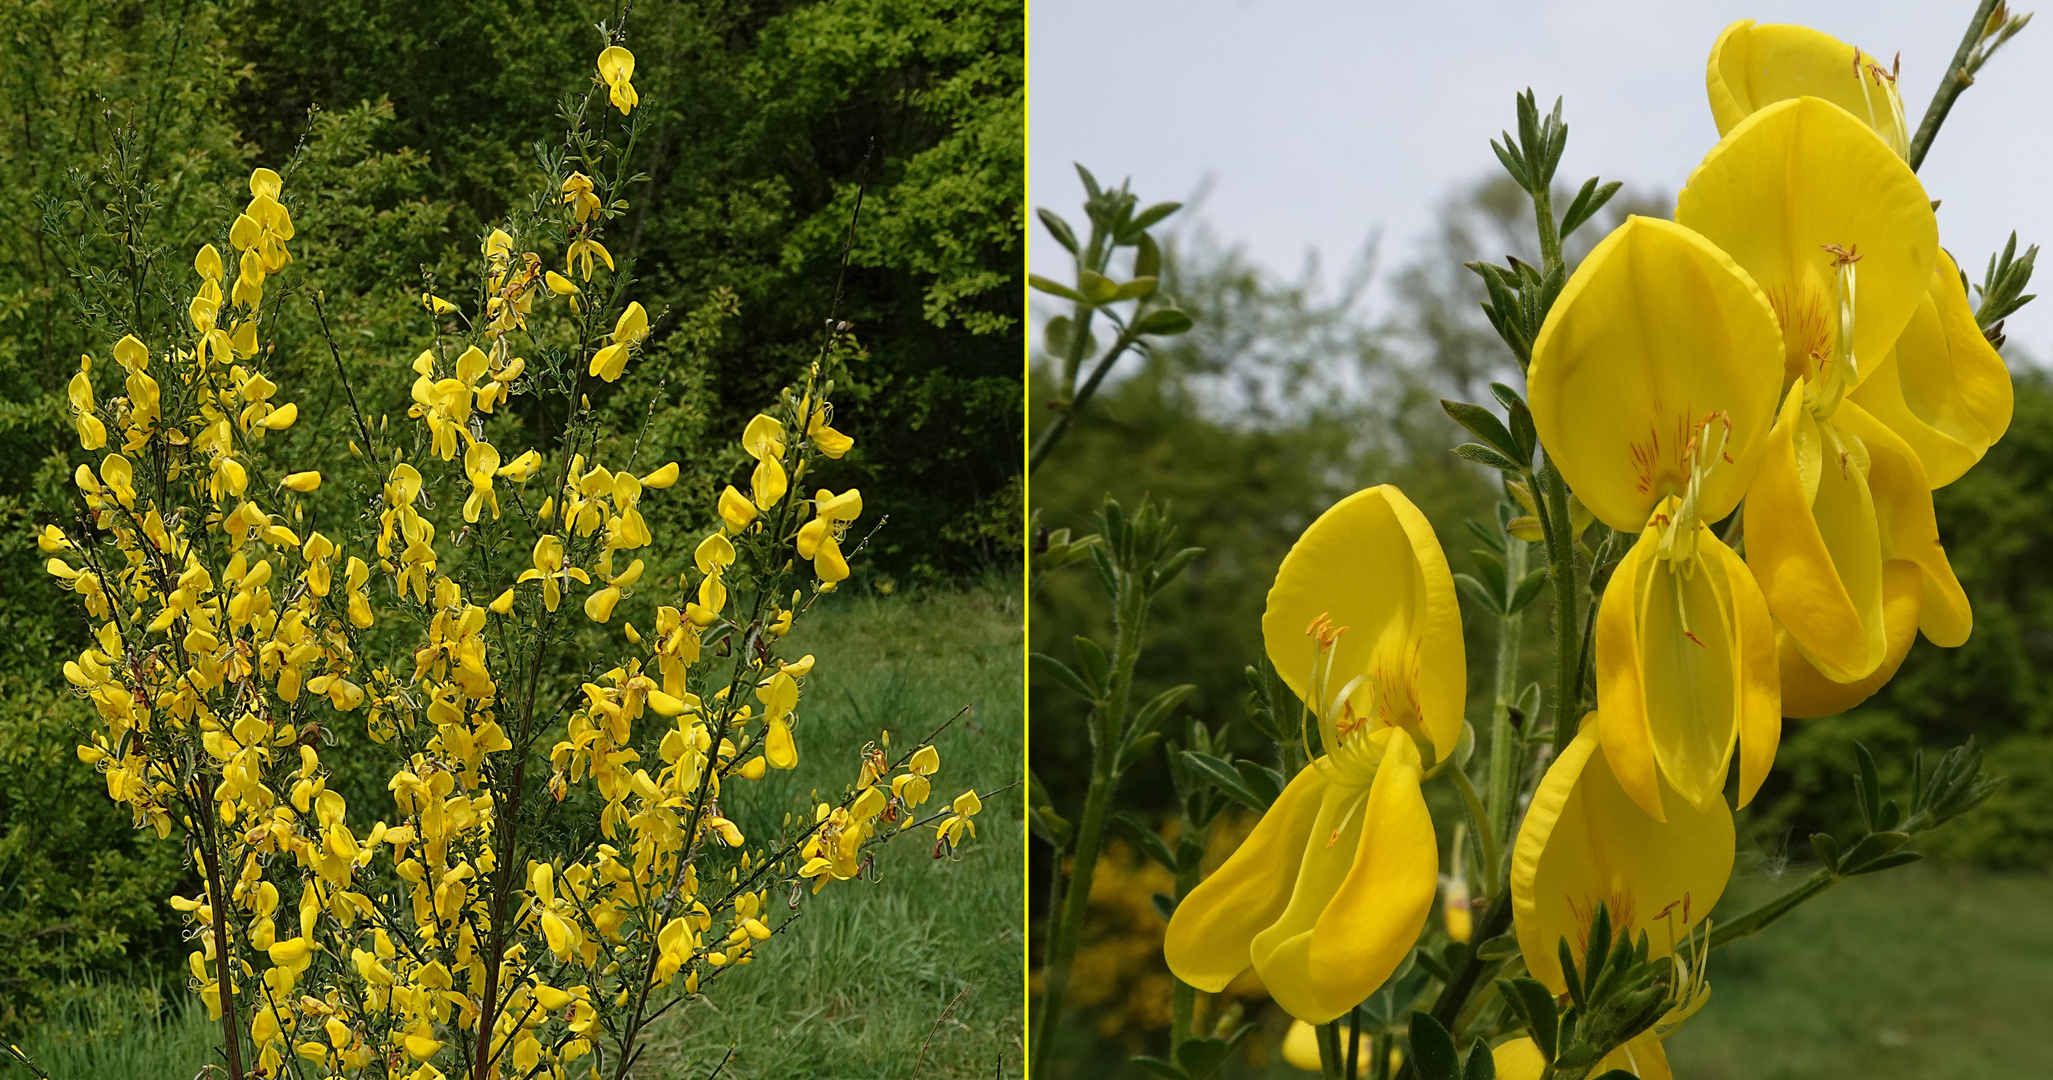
[{"x1": 1028, "y1": 1, "x2": 2053, "y2": 361}]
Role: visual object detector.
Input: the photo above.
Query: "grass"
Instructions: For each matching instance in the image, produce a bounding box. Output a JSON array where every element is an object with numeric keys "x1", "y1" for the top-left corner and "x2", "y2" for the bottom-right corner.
[
  {"x1": 0, "y1": 585, "x2": 1023, "y2": 1080},
  {"x1": 1665, "y1": 860, "x2": 2053, "y2": 1079}
]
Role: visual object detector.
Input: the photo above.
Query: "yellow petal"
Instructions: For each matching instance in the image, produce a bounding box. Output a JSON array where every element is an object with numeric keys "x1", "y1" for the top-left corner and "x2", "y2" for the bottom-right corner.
[
  {"x1": 766, "y1": 719, "x2": 797, "y2": 769},
  {"x1": 1511, "y1": 722, "x2": 1732, "y2": 996},
  {"x1": 1838, "y1": 400, "x2": 1970, "y2": 646},
  {"x1": 1707, "y1": 20, "x2": 1909, "y2": 156},
  {"x1": 1260, "y1": 485, "x2": 1465, "y2": 759},
  {"x1": 1850, "y1": 248, "x2": 2013, "y2": 487},
  {"x1": 1780, "y1": 560, "x2": 1923, "y2": 717},
  {"x1": 1528, "y1": 216, "x2": 1784, "y2": 532},
  {"x1": 1676, "y1": 96, "x2": 1935, "y2": 388},
  {"x1": 1595, "y1": 515, "x2": 1777, "y2": 816},
  {"x1": 1165, "y1": 766, "x2": 1329, "y2": 992},
  {"x1": 1249, "y1": 734, "x2": 1435, "y2": 1023},
  {"x1": 1743, "y1": 384, "x2": 1889, "y2": 681}
]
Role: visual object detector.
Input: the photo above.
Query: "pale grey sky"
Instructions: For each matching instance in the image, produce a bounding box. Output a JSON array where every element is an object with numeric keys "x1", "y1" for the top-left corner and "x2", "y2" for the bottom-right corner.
[{"x1": 1029, "y1": 1, "x2": 2053, "y2": 360}]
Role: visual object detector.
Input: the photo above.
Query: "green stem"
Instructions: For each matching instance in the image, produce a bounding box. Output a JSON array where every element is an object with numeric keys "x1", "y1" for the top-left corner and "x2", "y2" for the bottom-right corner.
[
  {"x1": 1542, "y1": 458, "x2": 1582, "y2": 760},
  {"x1": 1484, "y1": 534, "x2": 1528, "y2": 850},
  {"x1": 1394, "y1": 889, "x2": 1515, "y2": 1080},
  {"x1": 1706, "y1": 868, "x2": 1837, "y2": 950},
  {"x1": 1533, "y1": 181, "x2": 1563, "y2": 273},
  {"x1": 1030, "y1": 571, "x2": 1149, "y2": 1080},
  {"x1": 1907, "y1": 0, "x2": 2003, "y2": 171},
  {"x1": 1030, "y1": 332, "x2": 1138, "y2": 473},
  {"x1": 1319, "y1": 1022, "x2": 1344, "y2": 1080},
  {"x1": 1346, "y1": 1007, "x2": 1362, "y2": 1080},
  {"x1": 1372, "y1": 1031, "x2": 1392, "y2": 1080}
]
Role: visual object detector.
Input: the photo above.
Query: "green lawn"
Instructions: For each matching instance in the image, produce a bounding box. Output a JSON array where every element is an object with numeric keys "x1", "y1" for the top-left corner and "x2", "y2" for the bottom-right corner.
[
  {"x1": 1666, "y1": 861, "x2": 2053, "y2": 1079},
  {"x1": 5, "y1": 586, "x2": 1023, "y2": 1080}
]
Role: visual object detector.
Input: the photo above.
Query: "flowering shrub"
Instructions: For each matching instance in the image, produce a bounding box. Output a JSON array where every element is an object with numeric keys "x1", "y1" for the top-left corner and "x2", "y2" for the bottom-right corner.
[{"x1": 34, "y1": 36, "x2": 983, "y2": 1080}]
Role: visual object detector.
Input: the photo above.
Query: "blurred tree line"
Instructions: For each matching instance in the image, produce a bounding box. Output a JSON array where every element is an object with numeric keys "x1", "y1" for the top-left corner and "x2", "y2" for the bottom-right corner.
[
  {"x1": 1031, "y1": 173, "x2": 2053, "y2": 889},
  {"x1": 0, "y1": 0, "x2": 1018, "y2": 1026}
]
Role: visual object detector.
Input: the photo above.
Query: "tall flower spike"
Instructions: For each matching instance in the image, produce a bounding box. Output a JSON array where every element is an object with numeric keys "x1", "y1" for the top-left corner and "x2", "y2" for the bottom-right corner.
[
  {"x1": 1850, "y1": 248, "x2": 2015, "y2": 487},
  {"x1": 1676, "y1": 95, "x2": 1935, "y2": 390},
  {"x1": 1528, "y1": 217, "x2": 1785, "y2": 817},
  {"x1": 741, "y1": 414, "x2": 787, "y2": 510},
  {"x1": 1707, "y1": 20, "x2": 1908, "y2": 157},
  {"x1": 1165, "y1": 485, "x2": 1448, "y2": 1022}
]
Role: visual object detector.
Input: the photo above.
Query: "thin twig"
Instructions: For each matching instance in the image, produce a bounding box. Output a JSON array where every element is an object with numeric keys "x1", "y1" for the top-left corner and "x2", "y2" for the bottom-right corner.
[{"x1": 913, "y1": 982, "x2": 975, "y2": 1076}]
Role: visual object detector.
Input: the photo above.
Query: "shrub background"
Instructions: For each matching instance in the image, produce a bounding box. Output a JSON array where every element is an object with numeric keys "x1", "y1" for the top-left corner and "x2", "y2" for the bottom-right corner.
[{"x1": 0, "y1": 0, "x2": 1020, "y2": 1030}]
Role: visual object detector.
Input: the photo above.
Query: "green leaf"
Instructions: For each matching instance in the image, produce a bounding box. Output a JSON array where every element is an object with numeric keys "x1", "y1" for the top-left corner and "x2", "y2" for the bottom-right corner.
[
  {"x1": 1116, "y1": 731, "x2": 1163, "y2": 773},
  {"x1": 1471, "y1": 548, "x2": 1509, "y2": 601},
  {"x1": 1507, "y1": 567, "x2": 1549, "y2": 614},
  {"x1": 1407, "y1": 1012, "x2": 1460, "y2": 1080},
  {"x1": 1072, "y1": 636, "x2": 1109, "y2": 695},
  {"x1": 1499, "y1": 976, "x2": 1559, "y2": 1060},
  {"x1": 1809, "y1": 832, "x2": 1841, "y2": 872},
  {"x1": 1442, "y1": 399, "x2": 1526, "y2": 466},
  {"x1": 1037, "y1": 208, "x2": 1079, "y2": 253},
  {"x1": 1414, "y1": 948, "x2": 1452, "y2": 983},
  {"x1": 1134, "y1": 232, "x2": 1162, "y2": 279},
  {"x1": 1454, "y1": 442, "x2": 1524, "y2": 473},
  {"x1": 1474, "y1": 934, "x2": 1521, "y2": 961},
  {"x1": 1127, "y1": 200, "x2": 1183, "y2": 235},
  {"x1": 1174, "y1": 1035, "x2": 1236, "y2": 1079},
  {"x1": 1027, "y1": 804, "x2": 1071, "y2": 848},
  {"x1": 1454, "y1": 573, "x2": 1503, "y2": 616},
  {"x1": 1491, "y1": 382, "x2": 1540, "y2": 462},
  {"x1": 1839, "y1": 830, "x2": 1912, "y2": 871},
  {"x1": 1233, "y1": 759, "x2": 1284, "y2": 809},
  {"x1": 1854, "y1": 742, "x2": 1882, "y2": 830},
  {"x1": 1463, "y1": 1037, "x2": 1496, "y2": 1080},
  {"x1": 1077, "y1": 268, "x2": 1120, "y2": 303},
  {"x1": 1150, "y1": 546, "x2": 1203, "y2": 593},
  {"x1": 1559, "y1": 176, "x2": 1623, "y2": 240},
  {"x1": 1029, "y1": 274, "x2": 1087, "y2": 302},
  {"x1": 1149, "y1": 892, "x2": 1178, "y2": 922},
  {"x1": 1031, "y1": 652, "x2": 1097, "y2": 702},
  {"x1": 1111, "y1": 811, "x2": 1176, "y2": 871},
  {"x1": 1132, "y1": 684, "x2": 1198, "y2": 741},
  {"x1": 1178, "y1": 750, "x2": 1266, "y2": 812},
  {"x1": 1134, "y1": 307, "x2": 1194, "y2": 336},
  {"x1": 1112, "y1": 276, "x2": 1159, "y2": 301}
]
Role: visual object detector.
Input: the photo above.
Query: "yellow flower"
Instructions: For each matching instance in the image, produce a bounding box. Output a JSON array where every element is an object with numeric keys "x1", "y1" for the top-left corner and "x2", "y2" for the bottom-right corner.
[
  {"x1": 283, "y1": 471, "x2": 321, "y2": 493},
  {"x1": 1595, "y1": 495, "x2": 1779, "y2": 817},
  {"x1": 741, "y1": 414, "x2": 788, "y2": 509},
  {"x1": 1510, "y1": 721, "x2": 1730, "y2": 998},
  {"x1": 588, "y1": 302, "x2": 650, "y2": 382},
  {"x1": 1743, "y1": 380, "x2": 1969, "y2": 700},
  {"x1": 1166, "y1": 486, "x2": 1449, "y2": 1023},
  {"x1": 719, "y1": 485, "x2": 758, "y2": 533},
  {"x1": 562, "y1": 172, "x2": 601, "y2": 223},
  {"x1": 1850, "y1": 248, "x2": 2014, "y2": 487},
  {"x1": 1529, "y1": 216, "x2": 1786, "y2": 816},
  {"x1": 462, "y1": 439, "x2": 502, "y2": 523},
  {"x1": 935, "y1": 789, "x2": 981, "y2": 848},
  {"x1": 1707, "y1": 20, "x2": 1907, "y2": 157},
  {"x1": 566, "y1": 236, "x2": 614, "y2": 282},
  {"x1": 796, "y1": 488, "x2": 862, "y2": 582},
  {"x1": 597, "y1": 45, "x2": 638, "y2": 114},
  {"x1": 1675, "y1": 95, "x2": 1935, "y2": 393},
  {"x1": 67, "y1": 357, "x2": 105, "y2": 451},
  {"x1": 802, "y1": 396, "x2": 854, "y2": 458}
]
